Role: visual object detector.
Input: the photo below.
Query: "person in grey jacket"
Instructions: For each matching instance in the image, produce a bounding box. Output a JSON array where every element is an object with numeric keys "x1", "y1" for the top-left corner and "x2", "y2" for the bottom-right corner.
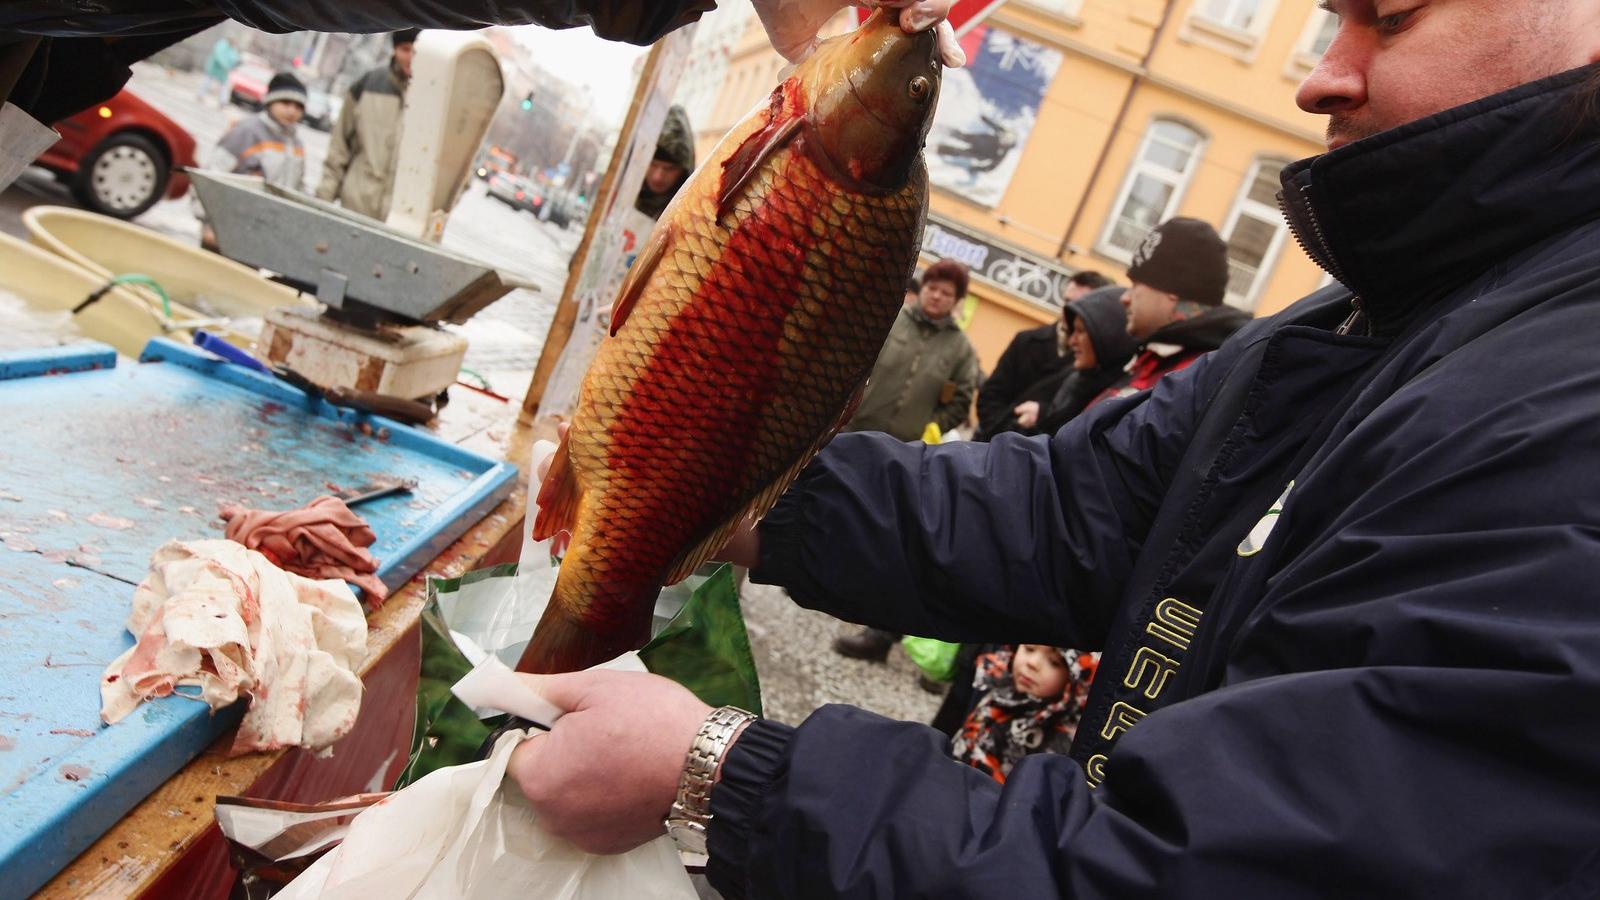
[{"x1": 195, "y1": 71, "x2": 306, "y2": 249}]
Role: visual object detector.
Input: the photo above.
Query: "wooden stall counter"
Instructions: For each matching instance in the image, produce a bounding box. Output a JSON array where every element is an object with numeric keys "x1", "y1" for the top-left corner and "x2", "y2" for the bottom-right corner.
[{"x1": 37, "y1": 391, "x2": 554, "y2": 900}]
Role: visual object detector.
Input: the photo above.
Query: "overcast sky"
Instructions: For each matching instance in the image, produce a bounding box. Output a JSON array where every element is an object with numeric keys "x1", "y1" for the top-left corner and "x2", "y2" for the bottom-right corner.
[{"x1": 510, "y1": 24, "x2": 646, "y2": 122}]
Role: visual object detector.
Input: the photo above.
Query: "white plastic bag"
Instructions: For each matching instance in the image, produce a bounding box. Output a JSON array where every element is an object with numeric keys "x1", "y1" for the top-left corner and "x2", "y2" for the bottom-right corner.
[{"x1": 278, "y1": 726, "x2": 696, "y2": 900}]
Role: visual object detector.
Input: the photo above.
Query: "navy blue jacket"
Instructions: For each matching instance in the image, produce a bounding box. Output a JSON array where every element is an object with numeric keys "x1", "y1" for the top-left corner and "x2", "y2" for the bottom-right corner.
[{"x1": 708, "y1": 65, "x2": 1600, "y2": 899}]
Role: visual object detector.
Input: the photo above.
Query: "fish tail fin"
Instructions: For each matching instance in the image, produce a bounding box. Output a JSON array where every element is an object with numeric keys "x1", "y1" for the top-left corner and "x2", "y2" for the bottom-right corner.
[
  {"x1": 531, "y1": 430, "x2": 579, "y2": 542},
  {"x1": 515, "y1": 566, "x2": 651, "y2": 674}
]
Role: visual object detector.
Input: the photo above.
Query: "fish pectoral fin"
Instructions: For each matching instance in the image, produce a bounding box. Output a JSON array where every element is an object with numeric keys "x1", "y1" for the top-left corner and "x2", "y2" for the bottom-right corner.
[
  {"x1": 531, "y1": 428, "x2": 580, "y2": 542},
  {"x1": 610, "y1": 225, "x2": 672, "y2": 336},
  {"x1": 716, "y1": 100, "x2": 803, "y2": 224}
]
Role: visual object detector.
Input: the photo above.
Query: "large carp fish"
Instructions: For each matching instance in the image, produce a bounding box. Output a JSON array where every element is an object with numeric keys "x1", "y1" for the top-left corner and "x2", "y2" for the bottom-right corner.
[{"x1": 518, "y1": 10, "x2": 942, "y2": 674}]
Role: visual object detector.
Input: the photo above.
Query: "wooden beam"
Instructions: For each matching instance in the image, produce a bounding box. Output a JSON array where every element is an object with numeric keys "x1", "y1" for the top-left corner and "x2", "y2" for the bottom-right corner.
[{"x1": 520, "y1": 41, "x2": 667, "y2": 421}]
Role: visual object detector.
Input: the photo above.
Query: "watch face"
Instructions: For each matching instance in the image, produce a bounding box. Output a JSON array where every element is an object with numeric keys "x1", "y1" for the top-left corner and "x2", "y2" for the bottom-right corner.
[{"x1": 667, "y1": 821, "x2": 708, "y2": 856}]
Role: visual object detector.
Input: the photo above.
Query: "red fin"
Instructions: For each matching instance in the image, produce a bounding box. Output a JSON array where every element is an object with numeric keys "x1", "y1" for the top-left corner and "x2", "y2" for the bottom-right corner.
[
  {"x1": 531, "y1": 430, "x2": 579, "y2": 541},
  {"x1": 610, "y1": 224, "x2": 672, "y2": 336},
  {"x1": 716, "y1": 82, "x2": 805, "y2": 224}
]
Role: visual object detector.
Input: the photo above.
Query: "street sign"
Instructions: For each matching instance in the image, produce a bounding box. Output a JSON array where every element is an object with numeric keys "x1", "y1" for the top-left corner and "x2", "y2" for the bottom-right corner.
[{"x1": 854, "y1": 0, "x2": 1009, "y2": 38}]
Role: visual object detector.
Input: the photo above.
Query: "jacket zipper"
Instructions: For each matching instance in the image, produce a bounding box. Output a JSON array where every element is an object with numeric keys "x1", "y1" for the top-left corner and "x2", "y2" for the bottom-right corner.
[{"x1": 1281, "y1": 179, "x2": 1367, "y2": 335}]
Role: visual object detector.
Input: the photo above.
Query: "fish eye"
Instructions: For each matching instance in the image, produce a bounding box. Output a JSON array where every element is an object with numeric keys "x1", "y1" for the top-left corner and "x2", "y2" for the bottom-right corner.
[{"x1": 908, "y1": 76, "x2": 930, "y2": 101}]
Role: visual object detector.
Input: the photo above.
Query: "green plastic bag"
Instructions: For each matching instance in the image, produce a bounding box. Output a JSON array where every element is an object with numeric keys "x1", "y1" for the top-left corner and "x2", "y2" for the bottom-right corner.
[
  {"x1": 396, "y1": 562, "x2": 761, "y2": 788},
  {"x1": 901, "y1": 635, "x2": 960, "y2": 682}
]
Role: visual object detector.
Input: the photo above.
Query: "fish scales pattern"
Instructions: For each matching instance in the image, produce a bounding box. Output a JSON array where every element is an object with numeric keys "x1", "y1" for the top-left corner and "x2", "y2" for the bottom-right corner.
[{"x1": 555, "y1": 125, "x2": 927, "y2": 650}]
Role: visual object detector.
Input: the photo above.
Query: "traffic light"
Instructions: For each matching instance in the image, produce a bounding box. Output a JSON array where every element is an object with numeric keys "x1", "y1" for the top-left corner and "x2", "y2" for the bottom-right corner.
[{"x1": 519, "y1": 92, "x2": 533, "y2": 112}]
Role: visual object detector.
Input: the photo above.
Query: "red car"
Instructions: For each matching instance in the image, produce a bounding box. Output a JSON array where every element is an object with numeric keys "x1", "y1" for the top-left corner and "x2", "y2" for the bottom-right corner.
[
  {"x1": 35, "y1": 89, "x2": 198, "y2": 219},
  {"x1": 226, "y1": 61, "x2": 274, "y2": 110}
]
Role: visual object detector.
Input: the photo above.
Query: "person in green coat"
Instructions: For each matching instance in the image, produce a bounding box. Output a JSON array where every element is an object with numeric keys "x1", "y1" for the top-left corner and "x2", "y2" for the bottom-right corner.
[
  {"x1": 834, "y1": 259, "x2": 981, "y2": 663},
  {"x1": 843, "y1": 259, "x2": 980, "y2": 443}
]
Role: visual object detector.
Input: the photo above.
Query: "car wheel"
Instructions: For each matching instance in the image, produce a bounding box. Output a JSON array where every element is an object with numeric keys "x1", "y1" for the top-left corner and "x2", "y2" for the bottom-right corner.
[{"x1": 72, "y1": 132, "x2": 169, "y2": 219}]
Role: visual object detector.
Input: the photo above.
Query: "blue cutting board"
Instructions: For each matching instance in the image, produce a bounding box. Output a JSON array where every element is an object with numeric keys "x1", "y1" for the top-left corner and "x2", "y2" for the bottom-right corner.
[{"x1": 0, "y1": 339, "x2": 517, "y2": 897}]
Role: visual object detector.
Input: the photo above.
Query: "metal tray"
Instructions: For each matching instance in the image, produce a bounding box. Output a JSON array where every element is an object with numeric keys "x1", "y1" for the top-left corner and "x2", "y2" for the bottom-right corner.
[
  {"x1": 188, "y1": 169, "x2": 537, "y2": 325},
  {"x1": 0, "y1": 339, "x2": 518, "y2": 897}
]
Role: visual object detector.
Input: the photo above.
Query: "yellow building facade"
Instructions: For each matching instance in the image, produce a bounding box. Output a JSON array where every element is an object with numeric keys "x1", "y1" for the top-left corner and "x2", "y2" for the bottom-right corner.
[{"x1": 688, "y1": 0, "x2": 1339, "y2": 370}]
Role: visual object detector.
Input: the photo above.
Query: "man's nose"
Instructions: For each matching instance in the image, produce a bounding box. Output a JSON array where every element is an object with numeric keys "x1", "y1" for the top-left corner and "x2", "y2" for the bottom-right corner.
[{"x1": 1295, "y1": 26, "x2": 1369, "y2": 115}]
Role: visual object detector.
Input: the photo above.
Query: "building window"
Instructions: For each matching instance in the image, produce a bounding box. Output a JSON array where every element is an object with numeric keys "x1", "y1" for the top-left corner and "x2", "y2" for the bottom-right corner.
[
  {"x1": 1221, "y1": 157, "x2": 1290, "y2": 310},
  {"x1": 1285, "y1": 8, "x2": 1337, "y2": 74},
  {"x1": 1306, "y1": 9, "x2": 1337, "y2": 54},
  {"x1": 1018, "y1": 0, "x2": 1085, "y2": 19},
  {"x1": 1195, "y1": 0, "x2": 1263, "y2": 33},
  {"x1": 1098, "y1": 119, "x2": 1206, "y2": 262}
]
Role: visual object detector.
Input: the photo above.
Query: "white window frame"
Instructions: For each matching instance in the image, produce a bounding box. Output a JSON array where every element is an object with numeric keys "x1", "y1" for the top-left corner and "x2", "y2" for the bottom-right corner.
[
  {"x1": 1285, "y1": 7, "x2": 1337, "y2": 77},
  {"x1": 1219, "y1": 156, "x2": 1292, "y2": 311},
  {"x1": 1095, "y1": 118, "x2": 1208, "y2": 265},
  {"x1": 1181, "y1": 0, "x2": 1280, "y2": 62},
  {"x1": 1015, "y1": 0, "x2": 1086, "y2": 23}
]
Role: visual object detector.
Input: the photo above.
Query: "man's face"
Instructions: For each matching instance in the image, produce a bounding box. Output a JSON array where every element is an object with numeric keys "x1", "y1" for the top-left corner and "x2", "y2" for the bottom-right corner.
[
  {"x1": 393, "y1": 42, "x2": 416, "y2": 78},
  {"x1": 1067, "y1": 317, "x2": 1098, "y2": 370},
  {"x1": 918, "y1": 279, "x2": 959, "y2": 320},
  {"x1": 1062, "y1": 281, "x2": 1093, "y2": 303},
  {"x1": 1123, "y1": 282, "x2": 1178, "y2": 340},
  {"x1": 267, "y1": 100, "x2": 303, "y2": 128},
  {"x1": 1297, "y1": 0, "x2": 1598, "y2": 150},
  {"x1": 644, "y1": 160, "x2": 686, "y2": 194}
]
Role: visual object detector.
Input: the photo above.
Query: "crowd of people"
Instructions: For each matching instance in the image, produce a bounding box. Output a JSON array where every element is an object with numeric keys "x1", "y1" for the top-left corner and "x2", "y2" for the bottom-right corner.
[{"x1": 827, "y1": 210, "x2": 1257, "y2": 783}]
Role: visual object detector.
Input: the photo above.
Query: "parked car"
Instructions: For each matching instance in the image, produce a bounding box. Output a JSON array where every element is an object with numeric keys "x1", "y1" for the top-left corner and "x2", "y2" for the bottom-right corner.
[
  {"x1": 36, "y1": 89, "x2": 198, "y2": 219},
  {"x1": 303, "y1": 89, "x2": 338, "y2": 131},
  {"x1": 486, "y1": 172, "x2": 539, "y2": 214},
  {"x1": 226, "y1": 60, "x2": 274, "y2": 109}
]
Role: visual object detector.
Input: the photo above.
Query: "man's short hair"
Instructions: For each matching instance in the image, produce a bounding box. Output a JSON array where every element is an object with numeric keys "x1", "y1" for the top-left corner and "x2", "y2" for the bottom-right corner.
[
  {"x1": 1068, "y1": 270, "x2": 1112, "y2": 290},
  {"x1": 392, "y1": 29, "x2": 421, "y2": 47},
  {"x1": 920, "y1": 260, "x2": 970, "y2": 297},
  {"x1": 906, "y1": 277, "x2": 923, "y2": 294}
]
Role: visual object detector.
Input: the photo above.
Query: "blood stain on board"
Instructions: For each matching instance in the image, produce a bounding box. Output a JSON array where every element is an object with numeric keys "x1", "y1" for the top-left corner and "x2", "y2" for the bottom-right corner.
[
  {"x1": 87, "y1": 513, "x2": 135, "y2": 530},
  {"x1": 59, "y1": 764, "x2": 92, "y2": 782}
]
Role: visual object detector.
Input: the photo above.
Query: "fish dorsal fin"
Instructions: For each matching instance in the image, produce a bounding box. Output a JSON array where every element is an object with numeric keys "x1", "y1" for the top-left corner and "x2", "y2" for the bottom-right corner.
[
  {"x1": 716, "y1": 81, "x2": 805, "y2": 224},
  {"x1": 660, "y1": 378, "x2": 869, "y2": 586},
  {"x1": 531, "y1": 427, "x2": 580, "y2": 542},
  {"x1": 610, "y1": 224, "x2": 673, "y2": 336}
]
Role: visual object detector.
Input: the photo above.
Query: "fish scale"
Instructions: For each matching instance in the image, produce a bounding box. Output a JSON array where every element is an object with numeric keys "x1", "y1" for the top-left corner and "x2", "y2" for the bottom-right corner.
[{"x1": 519, "y1": 12, "x2": 939, "y2": 673}]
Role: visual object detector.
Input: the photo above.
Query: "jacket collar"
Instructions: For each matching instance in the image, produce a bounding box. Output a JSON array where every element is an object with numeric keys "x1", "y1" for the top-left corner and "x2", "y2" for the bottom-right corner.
[
  {"x1": 1279, "y1": 62, "x2": 1600, "y2": 336},
  {"x1": 905, "y1": 304, "x2": 959, "y2": 331}
]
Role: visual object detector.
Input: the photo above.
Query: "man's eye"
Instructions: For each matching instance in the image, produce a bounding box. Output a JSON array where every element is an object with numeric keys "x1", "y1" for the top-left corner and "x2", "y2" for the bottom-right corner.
[{"x1": 1375, "y1": 10, "x2": 1414, "y2": 33}]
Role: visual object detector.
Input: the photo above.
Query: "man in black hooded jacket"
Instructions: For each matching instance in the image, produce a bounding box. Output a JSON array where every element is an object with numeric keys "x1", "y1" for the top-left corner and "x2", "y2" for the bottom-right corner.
[{"x1": 502, "y1": 3, "x2": 1600, "y2": 899}]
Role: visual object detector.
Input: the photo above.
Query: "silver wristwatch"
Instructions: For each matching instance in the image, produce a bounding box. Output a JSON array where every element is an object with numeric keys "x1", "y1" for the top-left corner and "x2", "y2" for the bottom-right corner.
[{"x1": 665, "y1": 705, "x2": 757, "y2": 856}]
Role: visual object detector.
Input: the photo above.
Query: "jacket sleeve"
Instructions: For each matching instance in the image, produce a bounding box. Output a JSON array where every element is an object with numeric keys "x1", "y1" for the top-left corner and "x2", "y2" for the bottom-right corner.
[
  {"x1": 974, "y1": 335, "x2": 1026, "y2": 430},
  {"x1": 713, "y1": 344, "x2": 1600, "y2": 899},
  {"x1": 931, "y1": 344, "x2": 981, "y2": 433},
  {"x1": 315, "y1": 90, "x2": 357, "y2": 202},
  {"x1": 754, "y1": 348, "x2": 1223, "y2": 647},
  {"x1": 217, "y1": 0, "x2": 714, "y2": 44}
]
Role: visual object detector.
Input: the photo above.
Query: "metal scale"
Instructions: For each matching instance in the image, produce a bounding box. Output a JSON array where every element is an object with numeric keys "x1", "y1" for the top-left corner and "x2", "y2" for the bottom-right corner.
[{"x1": 188, "y1": 30, "x2": 535, "y2": 407}]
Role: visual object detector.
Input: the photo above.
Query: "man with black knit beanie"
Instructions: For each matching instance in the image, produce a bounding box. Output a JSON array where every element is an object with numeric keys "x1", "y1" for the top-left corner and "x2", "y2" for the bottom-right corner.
[{"x1": 1087, "y1": 217, "x2": 1249, "y2": 409}]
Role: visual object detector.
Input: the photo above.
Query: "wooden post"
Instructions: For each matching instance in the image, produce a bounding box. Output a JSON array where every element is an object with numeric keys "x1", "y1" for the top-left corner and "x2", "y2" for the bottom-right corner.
[{"x1": 519, "y1": 42, "x2": 667, "y2": 422}]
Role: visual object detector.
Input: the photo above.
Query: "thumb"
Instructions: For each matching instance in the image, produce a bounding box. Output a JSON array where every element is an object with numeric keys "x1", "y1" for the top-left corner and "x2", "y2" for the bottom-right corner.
[{"x1": 514, "y1": 670, "x2": 604, "y2": 716}]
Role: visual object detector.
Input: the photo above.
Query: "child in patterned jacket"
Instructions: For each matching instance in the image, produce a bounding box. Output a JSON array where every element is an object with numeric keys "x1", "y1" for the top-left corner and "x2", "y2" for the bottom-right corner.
[{"x1": 950, "y1": 644, "x2": 1098, "y2": 783}]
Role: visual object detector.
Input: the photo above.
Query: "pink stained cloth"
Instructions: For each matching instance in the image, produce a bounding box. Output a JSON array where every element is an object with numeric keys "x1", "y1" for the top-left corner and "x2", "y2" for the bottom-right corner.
[{"x1": 219, "y1": 495, "x2": 389, "y2": 606}]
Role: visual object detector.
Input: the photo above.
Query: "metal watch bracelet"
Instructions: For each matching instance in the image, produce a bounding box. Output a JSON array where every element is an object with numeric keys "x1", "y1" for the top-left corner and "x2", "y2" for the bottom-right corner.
[{"x1": 665, "y1": 705, "x2": 757, "y2": 856}]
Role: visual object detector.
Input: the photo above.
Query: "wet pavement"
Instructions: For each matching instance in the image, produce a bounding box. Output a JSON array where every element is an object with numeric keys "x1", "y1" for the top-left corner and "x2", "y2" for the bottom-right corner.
[{"x1": 743, "y1": 582, "x2": 945, "y2": 728}]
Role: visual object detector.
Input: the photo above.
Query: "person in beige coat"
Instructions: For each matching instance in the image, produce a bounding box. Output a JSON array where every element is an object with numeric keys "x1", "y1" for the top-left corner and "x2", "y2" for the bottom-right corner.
[{"x1": 315, "y1": 30, "x2": 415, "y2": 220}]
